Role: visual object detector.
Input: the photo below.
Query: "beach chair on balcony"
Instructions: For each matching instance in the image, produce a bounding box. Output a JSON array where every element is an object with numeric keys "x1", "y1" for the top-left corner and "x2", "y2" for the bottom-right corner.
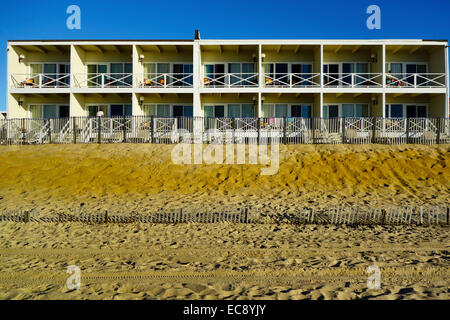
[
  {"x1": 204, "y1": 78, "x2": 211, "y2": 87},
  {"x1": 265, "y1": 77, "x2": 274, "y2": 86},
  {"x1": 21, "y1": 77, "x2": 35, "y2": 87}
]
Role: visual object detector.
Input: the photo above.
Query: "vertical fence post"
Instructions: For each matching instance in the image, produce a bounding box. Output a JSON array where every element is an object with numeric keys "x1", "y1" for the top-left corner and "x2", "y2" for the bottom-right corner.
[
  {"x1": 311, "y1": 118, "x2": 316, "y2": 144},
  {"x1": 122, "y1": 114, "x2": 127, "y2": 143},
  {"x1": 371, "y1": 117, "x2": 376, "y2": 144},
  {"x1": 436, "y1": 118, "x2": 441, "y2": 145},
  {"x1": 257, "y1": 118, "x2": 261, "y2": 145},
  {"x1": 342, "y1": 117, "x2": 346, "y2": 144},
  {"x1": 283, "y1": 117, "x2": 287, "y2": 145},
  {"x1": 406, "y1": 117, "x2": 410, "y2": 144},
  {"x1": 73, "y1": 117, "x2": 77, "y2": 144},
  {"x1": 150, "y1": 115, "x2": 154, "y2": 144},
  {"x1": 97, "y1": 116, "x2": 101, "y2": 144},
  {"x1": 48, "y1": 119, "x2": 52, "y2": 144},
  {"x1": 231, "y1": 117, "x2": 235, "y2": 144}
]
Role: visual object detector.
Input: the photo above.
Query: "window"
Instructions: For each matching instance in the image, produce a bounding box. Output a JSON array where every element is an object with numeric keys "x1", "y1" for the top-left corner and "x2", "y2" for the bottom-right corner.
[
  {"x1": 228, "y1": 63, "x2": 256, "y2": 85},
  {"x1": 341, "y1": 104, "x2": 369, "y2": 117},
  {"x1": 173, "y1": 105, "x2": 193, "y2": 117},
  {"x1": 385, "y1": 104, "x2": 403, "y2": 118},
  {"x1": 173, "y1": 64, "x2": 193, "y2": 86},
  {"x1": 30, "y1": 63, "x2": 70, "y2": 86},
  {"x1": 87, "y1": 64, "x2": 107, "y2": 86},
  {"x1": 143, "y1": 104, "x2": 171, "y2": 117},
  {"x1": 323, "y1": 64, "x2": 339, "y2": 85},
  {"x1": 406, "y1": 105, "x2": 427, "y2": 118},
  {"x1": 292, "y1": 64, "x2": 313, "y2": 86},
  {"x1": 204, "y1": 105, "x2": 225, "y2": 118},
  {"x1": 88, "y1": 105, "x2": 108, "y2": 117},
  {"x1": 204, "y1": 64, "x2": 225, "y2": 86},
  {"x1": 406, "y1": 64, "x2": 427, "y2": 85},
  {"x1": 262, "y1": 104, "x2": 287, "y2": 118},
  {"x1": 291, "y1": 105, "x2": 312, "y2": 118},
  {"x1": 323, "y1": 105, "x2": 339, "y2": 118},
  {"x1": 110, "y1": 63, "x2": 132, "y2": 86},
  {"x1": 29, "y1": 105, "x2": 70, "y2": 119},
  {"x1": 227, "y1": 104, "x2": 241, "y2": 118},
  {"x1": 110, "y1": 104, "x2": 132, "y2": 117},
  {"x1": 241, "y1": 104, "x2": 255, "y2": 118}
]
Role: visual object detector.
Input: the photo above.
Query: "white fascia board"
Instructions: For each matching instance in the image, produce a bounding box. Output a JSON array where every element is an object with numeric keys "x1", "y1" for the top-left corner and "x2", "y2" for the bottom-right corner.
[
  {"x1": 9, "y1": 88, "x2": 72, "y2": 95},
  {"x1": 322, "y1": 88, "x2": 383, "y2": 94},
  {"x1": 8, "y1": 41, "x2": 194, "y2": 47},
  {"x1": 384, "y1": 88, "x2": 447, "y2": 94}
]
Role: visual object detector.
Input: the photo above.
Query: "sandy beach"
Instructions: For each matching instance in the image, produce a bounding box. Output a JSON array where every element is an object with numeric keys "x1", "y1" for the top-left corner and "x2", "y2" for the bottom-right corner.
[{"x1": 0, "y1": 144, "x2": 448, "y2": 300}]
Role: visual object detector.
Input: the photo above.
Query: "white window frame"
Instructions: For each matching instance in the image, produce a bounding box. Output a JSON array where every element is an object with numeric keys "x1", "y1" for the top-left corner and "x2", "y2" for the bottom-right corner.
[
  {"x1": 28, "y1": 104, "x2": 69, "y2": 119},
  {"x1": 85, "y1": 103, "x2": 132, "y2": 117}
]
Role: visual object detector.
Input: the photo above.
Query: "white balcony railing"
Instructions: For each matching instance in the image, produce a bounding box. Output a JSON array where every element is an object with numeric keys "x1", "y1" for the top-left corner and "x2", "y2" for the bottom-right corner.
[
  {"x1": 386, "y1": 73, "x2": 446, "y2": 88},
  {"x1": 138, "y1": 73, "x2": 193, "y2": 88},
  {"x1": 10, "y1": 74, "x2": 70, "y2": 88},
  {"x1": 73, "y1": 73, "x2": 133, "y2": 88},
  {"x1": 263, "y1": 73, "x2": 321, "y2": 88},
  {"x1": 203, "y1": 73, "x2": 258, "y2": 88},
  {"x1": 323, "y1": 73, "x2": 383, "y2": 88}
]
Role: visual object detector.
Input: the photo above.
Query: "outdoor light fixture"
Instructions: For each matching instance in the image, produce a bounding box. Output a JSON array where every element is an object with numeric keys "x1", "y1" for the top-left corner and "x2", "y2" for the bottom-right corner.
[
  {"x1": 252, "y1": 53, "x2": 257, "y2": 63},
  {"x1": 18, "y1": 98, "x2": 24, "y2": 107},
  {"x1": 19, "y1": 54, "x2": 25, "y2": 63},
  {"x1": 372, "y1": 97, "x2": 378, "y2": 105},
  {"x1": 139, "y1": 96, "x2": 145, "y2": 106},
  {"x1": 261, "y1": 53, "x2": 266, "y2": 62},
  {"x1": 139, "y1": 54, "x2": 145, "y2": 63},
  {"x1": 371, "y1": 53, "x2": 377, "y2": 63},
  {"x1": 252, "y1": 96, "x2": 257, "y2": 105}
]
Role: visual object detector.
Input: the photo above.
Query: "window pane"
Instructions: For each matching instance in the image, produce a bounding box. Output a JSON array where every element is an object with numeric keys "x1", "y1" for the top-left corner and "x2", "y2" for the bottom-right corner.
[
  {"x1": 301, "y1": 105, "x2": 312, "y2": 118},
  {"x1": 43, "y1": 105, "x2": 57, "y2": 119},
  {"x1": 242, "y1": 63, "x2": 255, "y2": 73},
  {"x1": 204, "y1": 106, "x2": 214, "y2": 118},
  {"x1": 157, "y1": 104, "x2": 170, "y2": 117},
  {"x1": 356, "y1": 104, "x2": 369, "y2": 117},
  {"x1": 228, "y1": 63, "x2": 241, "y2": 74},
  {"x1": 406, "y1": 105, "x2": 417, "y2": 118},
  {"x1": 417, "y1": 105, "x2": 427, "y2": 118},
  {"x1": 157, "y1": 64, "x2": 170, "y2": 74},
  {"x1": 183, "y1": 106, "x2": 193, "y2": 117},
  {"x1": 262, "y1": 104, "x2": 274, "y2": 118},
  {"x1": 214, "y1": 105, "x2": 225, "y2": 118},
  {"x1": 227, "y1": 104, "x2": 241, "y2": 118},
  {"x1": 291, "y1": 105, "x2": 302, "y2": 117},
  {"x1": 241, "y1": 104, "x2": 254, "y2": 117},
  {"x1": 323, "y1": 105, "x2": 329, "y2": 118},
  {"x1": 144, "y1": 104, "x2": 156, "y2": 116},
  {"x1": 110, "y1": 105, "x2": 124, "y2": 117},
  {"x1": 390, "y1": 104, "x2": 403, "y2": 118},
  {"x1": 124, "y1": 105, "x2": 132, "y2": 116},
  {"x1": 30, "y1": 105, "x2": 42, "y2": 119},
  {"x1": 342, "y1": 104, "x2": 355, "y2": 117},
  {"x1": 110, "y1": 63, "x2": 123, "y2": 74},
  {"x1": 275, "y1": 104, "x2": 288, "y2": 118},
  {"x1": 328, "y1": 105, "x2": 339, "y2": 118},
  {"x1": 44, "y1": 64, "x2": 57, "y2": 74},
  {"x1": 88, "y1": 106, "x2": 98, "y2": 117},
  {"x1": 30, "y1": 64, "x2": 43, "y2": 74}
]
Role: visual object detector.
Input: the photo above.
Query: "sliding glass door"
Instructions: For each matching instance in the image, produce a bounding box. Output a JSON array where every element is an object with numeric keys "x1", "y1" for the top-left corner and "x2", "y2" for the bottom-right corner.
[
  {"x1": 87, "y1": 64, "x2": 107, "y2": 87},
  {"x1": 204, "y1": 64, "x2": 225, "y2": 86},
  {"x1": 323, "y1": 64, "x2": 339, "y2": 86}
]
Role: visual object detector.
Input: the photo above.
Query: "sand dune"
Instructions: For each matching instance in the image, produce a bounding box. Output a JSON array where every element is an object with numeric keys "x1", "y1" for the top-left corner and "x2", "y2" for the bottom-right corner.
[{"x1": 0, "y1": 144, "x2": 448, "y2": 300}]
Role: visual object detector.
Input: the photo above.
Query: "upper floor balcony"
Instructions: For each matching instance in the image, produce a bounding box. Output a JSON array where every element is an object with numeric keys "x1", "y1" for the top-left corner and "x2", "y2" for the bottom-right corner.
[{"x1": 385, "y1": 44, "x2": 447, "y2": 89}]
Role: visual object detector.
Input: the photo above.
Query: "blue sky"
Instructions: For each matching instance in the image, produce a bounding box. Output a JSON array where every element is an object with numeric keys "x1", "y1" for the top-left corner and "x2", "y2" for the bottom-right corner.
[{"x1": 0, "y1": 0, "x2": 449, "y2": 111}]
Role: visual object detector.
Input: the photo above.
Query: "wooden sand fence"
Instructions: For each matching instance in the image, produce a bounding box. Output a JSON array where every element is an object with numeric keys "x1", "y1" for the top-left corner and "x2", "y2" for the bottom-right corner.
[{"x1": 0, "y1": 206, "x2": 448, "y2": 226}]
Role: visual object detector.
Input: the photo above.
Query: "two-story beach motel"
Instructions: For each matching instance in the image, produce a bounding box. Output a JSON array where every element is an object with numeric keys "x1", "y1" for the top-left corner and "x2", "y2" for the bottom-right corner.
[{"x1": 6, "y1": 36, "x2": 449, "y2": 121}]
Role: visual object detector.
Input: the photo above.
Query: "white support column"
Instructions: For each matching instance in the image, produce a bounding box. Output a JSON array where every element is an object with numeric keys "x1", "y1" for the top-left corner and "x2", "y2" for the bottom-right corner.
[
  {"x1": 319, "y1": 44, "x2": 324, "y2": 88},
  {"x1": 193, "y1": 41, "x2": 202, "y2": 117},
  {"x1": 381, "y1": 92, "x2": 386, "y2": 118},
  {"x1": 382, "y1": 44, "x2": 386, "y2": 89},
  {"x1": 70, "y1": 93, "x2": 85, "y2": 117},
  {"x1": 319, "y1": 92, "x2": 323, "y2": 117},
  {"x1": 132, "y1": 93, "x2": 144, "y2": 116},
  {"x1": 445, "y1": 45, "x2": 449, "y2": 118},
  {"x1": 257, "y1": 92, "x2": 262, "y2": 118},
  {"x1": 258, "y1": 44, "x2": 263, "y2": 89}
]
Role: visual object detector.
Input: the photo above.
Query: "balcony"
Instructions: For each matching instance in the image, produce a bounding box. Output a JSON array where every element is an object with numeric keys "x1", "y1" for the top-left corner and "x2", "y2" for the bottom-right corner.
[
  {"x1": 137, "y1": 73, "x2": 193, "y2": 88},
  {"x1": 202, "y1": 73, "x2": 258, "y2": 88},
  {"x1": 73, "y1": 73, "x2": 133, "y2": 88},
  {"x1": 10, "y1": 74, "x2": 70, "y2": 89},
  {"x1": 263, "y1": 73, "x2": 320, "y2": 88},
  {"x1": 386, "y1": 73, "x2": 446, "y2": 88},
  {"x1": 323, "y1": 73, "x2": 383, "y2": 88}
]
